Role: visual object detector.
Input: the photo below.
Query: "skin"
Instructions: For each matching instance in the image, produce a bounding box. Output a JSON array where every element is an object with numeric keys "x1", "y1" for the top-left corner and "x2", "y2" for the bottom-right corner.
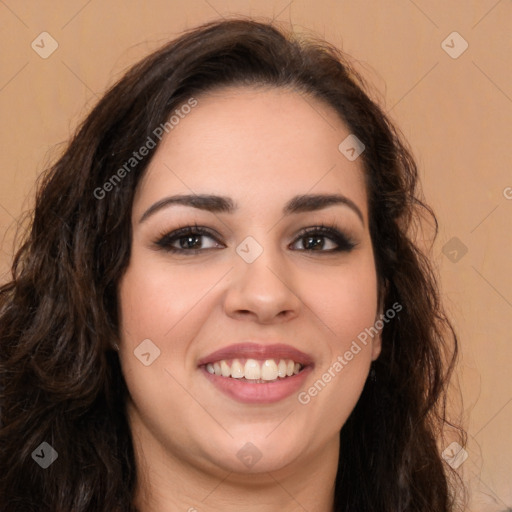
[{"x1": 117, "y1": 86, "x2": 382, "y2": 512}]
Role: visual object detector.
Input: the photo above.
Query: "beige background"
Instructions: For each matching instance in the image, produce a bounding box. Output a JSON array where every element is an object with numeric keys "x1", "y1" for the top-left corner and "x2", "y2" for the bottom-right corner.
[{"x1": 0, "y1": 1, "x2": 511, "y2": 510}]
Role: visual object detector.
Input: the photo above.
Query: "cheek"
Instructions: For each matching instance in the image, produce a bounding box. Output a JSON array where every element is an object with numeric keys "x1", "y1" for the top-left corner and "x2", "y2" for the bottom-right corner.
[
  {"x1": 116, "y1": 257, "x2": 217, "y2": 422},
  {"x1": 303, "y1": 258, "x2": 379, "y2": 351},
  {"x1": 118, "y1": 256, "x2": 221, "y2": 343},
  {"x1": 296, "y1": 255, "x2": 378, "y2": 415}
]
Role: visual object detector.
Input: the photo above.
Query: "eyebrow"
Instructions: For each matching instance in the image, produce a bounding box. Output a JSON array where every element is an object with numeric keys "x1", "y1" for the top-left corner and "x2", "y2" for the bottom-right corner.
[{"x1": 139, "y1": 193, "x2": 365, "y2": 225}]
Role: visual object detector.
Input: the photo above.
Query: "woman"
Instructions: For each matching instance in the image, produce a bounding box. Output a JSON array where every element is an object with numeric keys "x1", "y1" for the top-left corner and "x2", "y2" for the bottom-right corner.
[{"x1": 0, "y1": 18, "x2": 466, "y2": 512}]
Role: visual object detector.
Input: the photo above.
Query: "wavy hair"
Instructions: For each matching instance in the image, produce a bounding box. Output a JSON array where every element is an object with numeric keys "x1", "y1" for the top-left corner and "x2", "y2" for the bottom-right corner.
[{"x1": 0, "y1": 17, "x2": 466, "y2": 511}]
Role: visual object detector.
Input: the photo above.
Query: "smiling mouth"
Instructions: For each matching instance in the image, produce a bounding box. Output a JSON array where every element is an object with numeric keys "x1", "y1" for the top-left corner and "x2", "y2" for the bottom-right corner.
[{"x1": 202, "y1": 358, "x2": 304, "y2": 383}]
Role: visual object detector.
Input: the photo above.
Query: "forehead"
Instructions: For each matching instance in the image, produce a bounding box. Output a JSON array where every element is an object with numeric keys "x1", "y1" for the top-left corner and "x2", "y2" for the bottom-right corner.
[{"x1": 134, "y1": 86, "x2": 368, "y2": 222}]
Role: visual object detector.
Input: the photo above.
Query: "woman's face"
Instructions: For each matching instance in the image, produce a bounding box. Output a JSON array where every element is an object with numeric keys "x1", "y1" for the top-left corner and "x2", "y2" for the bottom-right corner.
[{"x1": 118, "y1": 86, "x2": 382, "y2": 477}]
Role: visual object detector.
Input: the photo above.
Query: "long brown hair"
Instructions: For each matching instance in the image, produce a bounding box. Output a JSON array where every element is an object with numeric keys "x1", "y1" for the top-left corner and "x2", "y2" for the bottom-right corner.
[{"x1": 0, "y1": 17, "x2": 466, "y2": 511}]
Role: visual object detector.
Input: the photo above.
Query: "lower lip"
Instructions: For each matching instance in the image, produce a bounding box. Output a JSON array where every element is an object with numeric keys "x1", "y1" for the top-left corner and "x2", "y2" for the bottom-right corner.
[{"x1": 200, "y1": 365, "x2": 313, "y2": 404}]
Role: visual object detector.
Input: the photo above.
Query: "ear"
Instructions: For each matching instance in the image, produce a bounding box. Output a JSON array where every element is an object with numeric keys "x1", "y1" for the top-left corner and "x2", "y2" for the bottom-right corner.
[
  {"x1": 371, "y1": 328, "x2": 382, "y2": 361},
  {"x1": 372, "y1": 278, "x2": 389, "y2": 361}
]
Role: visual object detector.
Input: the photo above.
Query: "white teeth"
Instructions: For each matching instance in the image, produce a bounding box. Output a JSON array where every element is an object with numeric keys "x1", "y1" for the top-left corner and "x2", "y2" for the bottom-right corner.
[
  {"x1": 261, "y1": 359, "x2": 278, "y2": 380},
  {"x1": 205, "y1": 358, "x2": 304, "y2": 380},
  {"x1": 220, "y1": 360, "x2": 231, "y2": 377},
  {"x1": 230, "y1": 359, "x2": 244, "y2": 378},
  {"x1": 277, "y1": 359, "x2": 288, "y2": 378},
  {"x1": 244, "y1": 359, "x2": 261, "y2": 380}
]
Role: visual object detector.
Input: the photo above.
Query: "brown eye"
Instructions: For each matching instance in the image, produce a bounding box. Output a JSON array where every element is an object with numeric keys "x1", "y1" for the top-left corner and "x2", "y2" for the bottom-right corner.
[
  {"x1": 155, "y1": 226, "x2": 223, "y2": 253},
  {"x1": 154, "y1": 223, "x2": 357, "y2": 255},
  {"x1": 290, "y1": 226, "x2": 357, "y2": 253}
]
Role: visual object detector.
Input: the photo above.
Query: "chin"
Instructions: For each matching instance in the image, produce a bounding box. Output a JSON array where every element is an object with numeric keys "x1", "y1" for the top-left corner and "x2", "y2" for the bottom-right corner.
[{"x1": 203, "y1": 426, "x2": 305, "y2": 475}]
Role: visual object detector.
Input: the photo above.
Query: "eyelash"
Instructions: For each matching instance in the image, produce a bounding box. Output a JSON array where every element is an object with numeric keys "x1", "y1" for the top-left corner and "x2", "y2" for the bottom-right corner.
[{"x1": 154, "y1": 222, "x2": 357, "y2": 255}]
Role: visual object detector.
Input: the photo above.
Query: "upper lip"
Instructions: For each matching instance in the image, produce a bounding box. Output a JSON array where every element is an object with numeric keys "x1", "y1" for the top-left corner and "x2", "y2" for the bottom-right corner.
[{"x1": 197, "y1": 342, "x2": 314, "y2": 367}]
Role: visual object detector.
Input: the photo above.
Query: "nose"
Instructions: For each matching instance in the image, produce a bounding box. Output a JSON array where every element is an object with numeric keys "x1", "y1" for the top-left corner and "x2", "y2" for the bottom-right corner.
[{"x1": 223, "y1": 243, "x2": 302, "y2": 324}]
